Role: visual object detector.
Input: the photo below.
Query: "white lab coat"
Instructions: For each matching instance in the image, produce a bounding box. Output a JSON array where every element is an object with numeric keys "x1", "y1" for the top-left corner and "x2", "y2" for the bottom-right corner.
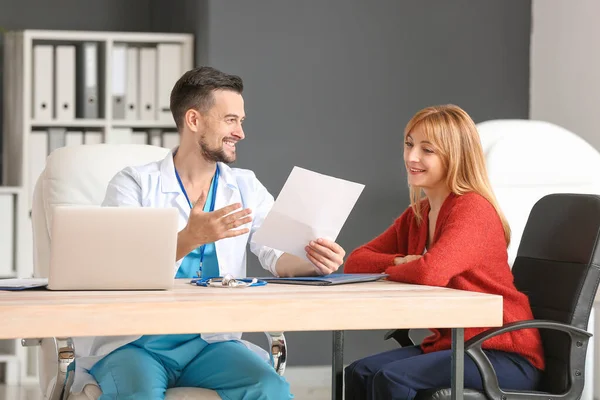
[{"x1": 70, "y1": 148, "x2": 283, "y2": 393}]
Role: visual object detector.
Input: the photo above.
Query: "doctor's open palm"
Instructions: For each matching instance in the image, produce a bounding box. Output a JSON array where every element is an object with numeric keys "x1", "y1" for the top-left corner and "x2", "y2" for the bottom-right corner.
[{"x1": 183, "y1": 191, "x2": 253, "y2": 246}]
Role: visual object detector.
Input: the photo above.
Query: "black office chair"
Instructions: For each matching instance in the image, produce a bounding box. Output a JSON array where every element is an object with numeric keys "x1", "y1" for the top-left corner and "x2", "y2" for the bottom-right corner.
[{"x1": 384, "y1": 193, "x2": 600, "y2": 400}]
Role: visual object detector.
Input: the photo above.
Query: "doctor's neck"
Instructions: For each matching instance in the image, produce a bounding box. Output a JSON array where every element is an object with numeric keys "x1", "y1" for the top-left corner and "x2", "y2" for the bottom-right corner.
[{"x1": 173, "y1": 141, "x2": 217, "y2": 184}]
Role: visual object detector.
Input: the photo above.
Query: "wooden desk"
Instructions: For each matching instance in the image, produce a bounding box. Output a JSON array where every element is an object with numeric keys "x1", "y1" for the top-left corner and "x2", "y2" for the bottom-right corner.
[{"x1": 0, "y1": 280, "x2": 503, "y2": 400}]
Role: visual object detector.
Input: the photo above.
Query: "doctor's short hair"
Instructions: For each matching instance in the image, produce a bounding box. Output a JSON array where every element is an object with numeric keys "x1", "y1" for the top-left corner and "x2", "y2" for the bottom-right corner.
[{"x1": 170, "y1": 66, "x2": 244, "y2": 130}]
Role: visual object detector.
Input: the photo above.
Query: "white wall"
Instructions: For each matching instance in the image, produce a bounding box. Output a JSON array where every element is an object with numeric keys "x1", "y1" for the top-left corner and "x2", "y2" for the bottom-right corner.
[
  {"x1": 531, "y1": 4, "x2": 600, "y2": 398},
  {"x1": 530, "y1": 0, "x2": 600, "y2": 150}
]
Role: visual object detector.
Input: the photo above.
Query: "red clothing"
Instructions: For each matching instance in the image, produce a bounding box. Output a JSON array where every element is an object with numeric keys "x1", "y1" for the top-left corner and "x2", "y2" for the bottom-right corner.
[{"x1": 344, "y1": 192, "x2": 545, "y2": 370}]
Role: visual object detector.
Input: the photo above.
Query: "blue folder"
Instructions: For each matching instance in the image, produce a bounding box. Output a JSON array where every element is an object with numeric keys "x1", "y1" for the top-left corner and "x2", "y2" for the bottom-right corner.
[{"x1": 260, "y1": 273, "x2": 388, "y2": 286}]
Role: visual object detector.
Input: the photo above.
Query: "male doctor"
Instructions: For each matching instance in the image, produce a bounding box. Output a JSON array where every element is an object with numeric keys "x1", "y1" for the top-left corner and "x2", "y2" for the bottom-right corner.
[{"x1": 80, "y1": 66, "x2": 346, "y2": 399}]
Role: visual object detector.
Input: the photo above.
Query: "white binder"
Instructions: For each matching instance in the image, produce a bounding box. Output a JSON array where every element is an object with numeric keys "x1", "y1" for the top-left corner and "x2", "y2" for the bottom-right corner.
[
  {"x1": 112, "y1": 44, "x2": 127, "y2": 120},
  {"x1": 162, "y1": 131, "x2": 180, "y2": 149},
  {"x1": 48, "y1": 128, "x2": 67, "y2": 153},
  {"x1": 105, "y1": 128, "x2": 133, "y2": 144},
  {"x1": 125, "y1": 47, "x2": 139, "y2": 120},
  {"x1": 157, "y1": 44, "x2": 182, "y2": 123},
  {"x1": 84, "y1": 131, "x2": 103, "y2": 145},
  {"x1": 0, "y1": 194, "x2": 15, "y2": 277},
  {"x1": 149, "y1": 129, "x2": 162, "y2": 146},
  {"x1": 139, "y1": 47, "x2": 157, "y2": 120},
  {"x1": 65, "y1": 131, "x2": 84, "y2": 146},
  {"x1": 54, "y1": 45, "x2": 76, "y2": 120},
  {"x1": 32, "y1": 45, "x2": 54, "y2": 121},
  {"x1": 131, "y1": 131, "x2": 148, "y2": 145},
  {"x1": 29, "y1": 131, "x2": 49, "y2": 207}
]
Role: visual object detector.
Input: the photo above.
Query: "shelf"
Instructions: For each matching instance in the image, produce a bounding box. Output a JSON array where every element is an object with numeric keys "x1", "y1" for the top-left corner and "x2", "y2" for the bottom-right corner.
[
  {"x1": 112, "y1": 120, "x2": 177, "y2": 129},
  {"x1": 2, "y1": 29, "x2": 193, "y2": 384},
  {"x1": 0, "y1": 187, "x2": 22, "y2": 195},
  {"x1": 24, "y1": 29, "x2": 193, "y2": 44},
  {"x1": 0, "y1": 354, "x2": 18, "y2": 362},
  {"x1": 30, "y1": 119, "x2": 106, "y2": 128}
]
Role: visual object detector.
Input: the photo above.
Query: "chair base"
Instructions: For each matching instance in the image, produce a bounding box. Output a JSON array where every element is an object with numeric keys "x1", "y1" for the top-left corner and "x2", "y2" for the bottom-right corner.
[{"x1": 414, "y1": 388, "x2": 486, "y2": 400}]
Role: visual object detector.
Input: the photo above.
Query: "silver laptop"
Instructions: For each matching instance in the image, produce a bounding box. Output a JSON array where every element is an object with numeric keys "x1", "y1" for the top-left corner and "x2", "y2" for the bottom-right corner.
[{"x1": 47, "y1": 206, "x2": 179, "y2": 290}]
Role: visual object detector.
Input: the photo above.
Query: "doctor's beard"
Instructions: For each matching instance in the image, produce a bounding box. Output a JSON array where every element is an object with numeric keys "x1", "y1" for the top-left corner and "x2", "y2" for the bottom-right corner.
[{"x1": 197, "y1": 135, "x2": 236, "y2": 164}]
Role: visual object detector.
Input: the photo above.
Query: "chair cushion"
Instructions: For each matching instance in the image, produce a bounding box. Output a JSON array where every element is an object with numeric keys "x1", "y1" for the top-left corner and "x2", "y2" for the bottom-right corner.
[
  {"x1": 415, "y1": 388, "x2": 487, "y2": 400},
  {"x1": 166, "y1": 388, "x2": 222, "y2": 399},
  {"x1": 67, "y1": 384, "x2": 222, "y2": 399},
  {"x1": 477, "y1": 119, "x2": 600, "y2": 186}
]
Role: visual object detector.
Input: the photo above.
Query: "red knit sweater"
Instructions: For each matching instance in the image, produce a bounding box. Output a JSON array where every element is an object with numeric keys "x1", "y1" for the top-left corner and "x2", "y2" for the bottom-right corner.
[{"x1": 344, "y1": 192, "x2": 545, "y2": 370}]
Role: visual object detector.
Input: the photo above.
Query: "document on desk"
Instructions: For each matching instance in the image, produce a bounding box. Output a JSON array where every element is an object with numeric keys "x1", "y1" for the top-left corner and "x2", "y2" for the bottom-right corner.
[
  {"x1": 0, "y1": 278, "x2": 48, "y2": 291},
  {"x1": 251, "y1": 166, "x2": 365, "y2": 260}
]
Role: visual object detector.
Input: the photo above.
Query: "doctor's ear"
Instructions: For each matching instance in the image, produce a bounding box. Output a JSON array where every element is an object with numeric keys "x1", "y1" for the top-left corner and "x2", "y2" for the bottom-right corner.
[{"x1": 184, "y1": 109, "x2": 202, "y2": 133}]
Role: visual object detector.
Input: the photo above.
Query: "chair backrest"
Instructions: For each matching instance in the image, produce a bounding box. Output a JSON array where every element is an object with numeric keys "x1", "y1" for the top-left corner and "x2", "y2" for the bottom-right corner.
[
  {"x1": 512, "y1": 193, "x2": 600, "y2": 394},
  {"x1": 31, "y1": 143, "x2": 170, "y2": 279},
  {"x1": 476, "y1": 119, "x2": 600, "y2": 266}
]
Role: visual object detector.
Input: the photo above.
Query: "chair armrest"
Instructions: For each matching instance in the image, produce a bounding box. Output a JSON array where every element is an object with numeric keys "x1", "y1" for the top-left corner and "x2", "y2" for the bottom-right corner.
[
  {"x1": 383, "y1": 329, "x2": 415, "y2": 347},
  {"x1": 22, "y1": 337, "x2": 75, "y2": 400},
  {"x1": 464, "y1": 320, "x2": 592, "y2": 400},
  {"x1": 265, "y1": 332, "x2": 287, "y2": 376}
]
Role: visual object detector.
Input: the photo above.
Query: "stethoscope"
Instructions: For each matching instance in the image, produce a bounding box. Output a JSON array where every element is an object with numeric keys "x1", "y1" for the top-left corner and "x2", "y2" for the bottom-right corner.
[
  {"x1": 174, "y1": 156, "x2": 267, "y2": 289},
  {"x1": 191, "y1": 273, "x2": 267, "y2": 288}
]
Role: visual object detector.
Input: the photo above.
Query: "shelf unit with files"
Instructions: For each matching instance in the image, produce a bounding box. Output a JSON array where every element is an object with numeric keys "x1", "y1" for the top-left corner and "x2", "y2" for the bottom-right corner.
[{"x1": 1, "y1": 29, "x2": 194, "y2": 385}]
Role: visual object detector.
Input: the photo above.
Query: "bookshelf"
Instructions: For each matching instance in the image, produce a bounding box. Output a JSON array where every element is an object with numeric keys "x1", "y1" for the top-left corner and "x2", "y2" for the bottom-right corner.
[{"x1": 1, "y1": 29, "x2": 194, "y2": 385}]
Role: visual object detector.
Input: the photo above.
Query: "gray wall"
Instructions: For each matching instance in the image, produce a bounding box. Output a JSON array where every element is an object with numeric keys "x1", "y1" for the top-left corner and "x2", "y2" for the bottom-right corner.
[{"x1": 198, "y1": 0, "x2": 532, "y2": 365}]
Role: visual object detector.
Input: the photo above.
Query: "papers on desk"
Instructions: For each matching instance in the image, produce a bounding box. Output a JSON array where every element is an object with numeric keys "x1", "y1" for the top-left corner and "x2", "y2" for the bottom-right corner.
[
  {"x1": 251, "y1": 166, "x2": 365, "y2": 260},
  {"x1": 261, "y1": 273, "x2": 389, "y2": 286},
  {"x1": 0, "y1": 278, "x2": 48, "y2": 291}
]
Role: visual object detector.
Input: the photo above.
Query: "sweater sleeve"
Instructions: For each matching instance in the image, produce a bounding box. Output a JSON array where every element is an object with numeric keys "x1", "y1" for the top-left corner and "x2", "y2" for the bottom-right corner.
[
  {"x1": 384, "y1": 196, "x2": 494, "y2": 287},
  {"x1": 344, "y1": 209, "x2": 411, "y2": 274}
]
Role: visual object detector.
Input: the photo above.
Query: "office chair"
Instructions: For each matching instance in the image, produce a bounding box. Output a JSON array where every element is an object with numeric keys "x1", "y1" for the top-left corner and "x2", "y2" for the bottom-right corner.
[
  {"x1": 385, "y1": 193, "x2": 600, "y2": 399},
  {"x1": 478, "y1": 119, "x2": 600, "y2": 400},
  {"x1": 23, "y1": 144, "x2": 287, "y2": 400}
]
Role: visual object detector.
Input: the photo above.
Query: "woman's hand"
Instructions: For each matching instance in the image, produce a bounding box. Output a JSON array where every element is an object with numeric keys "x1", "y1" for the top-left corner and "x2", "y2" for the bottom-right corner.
[
  {"x1": 305, "y1": 238, "x2": 346, "y2": 275},
  {"x1": 393, "y1": 255, "x2": 422, "y2": 265}
]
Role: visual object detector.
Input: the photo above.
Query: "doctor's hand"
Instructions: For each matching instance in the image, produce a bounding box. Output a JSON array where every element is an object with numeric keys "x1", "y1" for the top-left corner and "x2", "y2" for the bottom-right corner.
[
  {"x1": 393, "y1": 255, "x2": 422, "y2": 265},
  {"x1": 305, "y1": 238, "x2": 346, "y2": 275},
  {"x1": 184, "y1": 191, "x2": 253, "y2": 245}
]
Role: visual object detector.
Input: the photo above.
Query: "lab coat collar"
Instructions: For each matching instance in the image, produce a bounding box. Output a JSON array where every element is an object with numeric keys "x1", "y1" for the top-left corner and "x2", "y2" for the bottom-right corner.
[
  {"x1": 159, "y1": 147, "x2": 240, "y2": 213},
  {"x1": 159, "y1": 147, "x2": 240, "y2": 193}
]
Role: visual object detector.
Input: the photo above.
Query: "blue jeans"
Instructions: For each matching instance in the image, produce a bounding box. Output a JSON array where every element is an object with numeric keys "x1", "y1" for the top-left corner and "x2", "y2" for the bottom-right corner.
[
  {"x1": 345, "y1": 345, "x2": 541, "y2": 400},
  {"x1": 89, "y1": 334, "x2": 292, "y2": 400}
]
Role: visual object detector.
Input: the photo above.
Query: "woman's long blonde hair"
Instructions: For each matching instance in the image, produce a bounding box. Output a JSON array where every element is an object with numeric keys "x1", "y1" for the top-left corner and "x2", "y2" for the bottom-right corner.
[{"x1": 405, "y1": 104, "x2": 511, "y2": 246}]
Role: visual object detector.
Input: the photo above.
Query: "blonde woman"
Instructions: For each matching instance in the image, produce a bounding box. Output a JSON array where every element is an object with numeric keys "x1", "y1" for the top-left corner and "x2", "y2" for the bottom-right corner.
[{"x1": 343, "y1": 105, "x2": 544, "y2": 399}]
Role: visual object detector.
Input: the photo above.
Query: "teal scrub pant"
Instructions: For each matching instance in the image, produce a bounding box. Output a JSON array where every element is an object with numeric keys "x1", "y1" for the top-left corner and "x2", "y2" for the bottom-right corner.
[{"x1": 89, "y1": 334, "x2": 293, "y2": 400}]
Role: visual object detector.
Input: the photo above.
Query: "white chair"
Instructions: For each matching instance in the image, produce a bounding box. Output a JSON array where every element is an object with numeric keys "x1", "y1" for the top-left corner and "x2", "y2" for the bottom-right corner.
[
  {"x1": 477, "y1": 118, "x2": 600, "y2": 400},
  {"x1": 23, "y1": 144, "x2": 287, "y2": 400}
]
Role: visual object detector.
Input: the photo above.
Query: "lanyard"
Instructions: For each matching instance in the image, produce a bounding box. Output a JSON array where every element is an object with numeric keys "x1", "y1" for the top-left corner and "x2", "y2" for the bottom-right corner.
[{"x1": 174, "y1": 165, "x2": 220, "y2": 275}]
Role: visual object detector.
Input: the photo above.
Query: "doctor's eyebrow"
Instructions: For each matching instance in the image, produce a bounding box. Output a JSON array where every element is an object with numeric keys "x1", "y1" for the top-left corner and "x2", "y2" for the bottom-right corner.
[{"x1": 224, "y1": 114, "x2": 245, "y2": 121}]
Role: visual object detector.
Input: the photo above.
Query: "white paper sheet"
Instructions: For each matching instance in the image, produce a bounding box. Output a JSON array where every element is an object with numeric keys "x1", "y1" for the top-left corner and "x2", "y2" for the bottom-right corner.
[{"x1": 251, "y1": 166, "x2": 365, "y2": 260}]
